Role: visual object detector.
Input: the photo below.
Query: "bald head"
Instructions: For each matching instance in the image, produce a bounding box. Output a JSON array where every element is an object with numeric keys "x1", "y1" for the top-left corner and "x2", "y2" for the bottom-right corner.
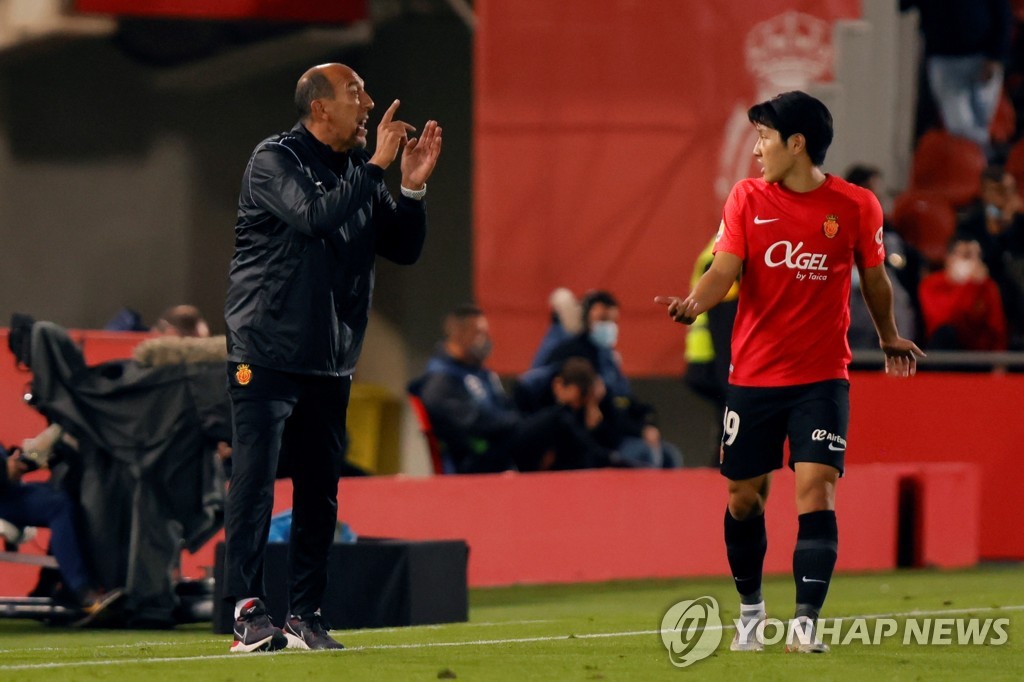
[
  {"x1": 296, "y1": 62, "x2": 356, "y2": 120},
  {"x1": 293, "y1": 63, "x2": 374, "y2": 152}
]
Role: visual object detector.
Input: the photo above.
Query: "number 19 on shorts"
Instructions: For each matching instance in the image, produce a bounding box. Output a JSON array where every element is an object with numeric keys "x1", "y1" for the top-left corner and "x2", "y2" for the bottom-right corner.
[{"x1": 722, "y1": 408, "x2": 740, "y2": 446}]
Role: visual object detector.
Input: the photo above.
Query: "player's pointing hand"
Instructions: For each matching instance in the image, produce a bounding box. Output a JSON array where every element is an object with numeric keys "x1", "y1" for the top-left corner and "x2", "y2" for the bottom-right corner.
[{"x1": 655, "y1": 295, "x2": 702, "y2": 325}]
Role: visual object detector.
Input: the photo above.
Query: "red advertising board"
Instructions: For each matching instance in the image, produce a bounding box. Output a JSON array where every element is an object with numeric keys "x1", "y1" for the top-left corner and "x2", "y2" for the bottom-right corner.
[{"x1": 474, "y1": 0, "x2": 860, "y2": 376}]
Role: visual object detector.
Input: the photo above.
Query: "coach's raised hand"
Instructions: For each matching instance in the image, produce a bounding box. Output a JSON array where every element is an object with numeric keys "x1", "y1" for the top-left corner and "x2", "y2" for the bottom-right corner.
[
  {"x1": 401, "y1": 119, "x2": 442, "y2": 191},
  {"x1": 369, "y1": 99, "x2": 415, "y2": 170}
]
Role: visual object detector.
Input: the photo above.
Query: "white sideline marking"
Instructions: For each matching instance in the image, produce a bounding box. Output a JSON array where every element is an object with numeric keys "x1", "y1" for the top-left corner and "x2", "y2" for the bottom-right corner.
[
  {"x1": 0, "y1": 619, "x2": 554, "y2": 654},
  {"x1": 1, "y1": 604, "x2": 1022, "y2": 671}
]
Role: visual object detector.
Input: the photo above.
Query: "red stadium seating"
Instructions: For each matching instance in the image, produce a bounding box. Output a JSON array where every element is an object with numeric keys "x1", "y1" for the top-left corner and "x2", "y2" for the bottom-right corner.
[
  {"x1": 989, "y1": 91, "x2": 1016, "y2": 146},
  {"x1": 1004, "y1": 136, "x2": 1024, "y2": 195},
  {"x1": 892, "y1": 189, "x2": 957, "y2": 266},
  {"x1": 408, "y1": 395, "x2": 447, "y2": 475},
  {"x1": 909, "y1": 129, "x2": 986, "y2": 207}
]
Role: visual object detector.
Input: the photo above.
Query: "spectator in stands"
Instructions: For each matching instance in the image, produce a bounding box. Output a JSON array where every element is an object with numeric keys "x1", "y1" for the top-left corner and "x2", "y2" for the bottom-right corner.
[
  {"x1": 901, "y1": 0, "x2": 1013, "y2": 159},
  {"x1": 409, "y1": 304, "x2": 617, "y2": 473},
  {"x1": 153, "y1": 304, "x2": 211, "y2": 338},
  {"x1": 0, "y1": 437, "x2": 122, "y2": 625},
  {"x1": 133, "y1": 305, "x2": 233, "y2": 466},
  {"x1": 959, "y1": 164, "x2": 1024, "y2": 347},
  {"x1": 530, "y1": 288, "x2": 583, "y2": 369},
  {"x1": 528, "y1": 290, "x2": 683, "y2": 468},
  {"x1": 133, "y1": 305, "x2": 226, "y2": 366},
  {"x1": 844, "y1": 165, "x2": 921, "y2": 347},
  {"x1": 919, "y1": 234, "x2": 1008, "y2": 350}
]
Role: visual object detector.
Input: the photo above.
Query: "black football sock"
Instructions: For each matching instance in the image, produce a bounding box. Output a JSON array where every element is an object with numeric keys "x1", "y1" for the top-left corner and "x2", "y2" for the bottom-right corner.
[
  {"x1": 724, "y1": 507, "x2": 767, "y2": 605},
  {"x1": 793, "y1": 510, "x2": 838, "y2": 620}
]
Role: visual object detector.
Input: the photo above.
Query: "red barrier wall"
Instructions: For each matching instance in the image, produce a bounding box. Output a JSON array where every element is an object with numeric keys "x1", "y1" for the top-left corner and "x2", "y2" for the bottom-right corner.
[
  {"x1": 0, "y1": 461, "x2": 980, "y2": 594},
  {"x1": 176, "y1": 463, "x2": 974, "y2": 588},
  {"x1": 847, "y1": 373, "x2": 1024, "y2": 559},
  {"x1": 0, "y1": 328, "x2": 1004, "y2": 595}
]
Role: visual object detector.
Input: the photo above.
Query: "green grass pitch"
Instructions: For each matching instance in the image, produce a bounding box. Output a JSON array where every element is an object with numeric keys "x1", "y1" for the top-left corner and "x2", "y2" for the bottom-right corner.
[{"x1": 0, "y1": 564, "x2": 1021, "y2": 681}]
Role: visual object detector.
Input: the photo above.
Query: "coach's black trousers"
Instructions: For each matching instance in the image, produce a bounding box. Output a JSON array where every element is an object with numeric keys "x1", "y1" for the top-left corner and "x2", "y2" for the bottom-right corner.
[{"x1": 223, "y1": 363, "x2": 351, "y2": 619}]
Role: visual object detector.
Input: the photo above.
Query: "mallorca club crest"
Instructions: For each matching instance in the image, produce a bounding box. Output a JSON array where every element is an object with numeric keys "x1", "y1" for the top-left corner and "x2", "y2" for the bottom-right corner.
[
  {"x1": 235, "y1": 363, "x2": 252, "y2": 386},
  {"x1": 822, "y1": 214, "x2": 839, "y2": 239}
]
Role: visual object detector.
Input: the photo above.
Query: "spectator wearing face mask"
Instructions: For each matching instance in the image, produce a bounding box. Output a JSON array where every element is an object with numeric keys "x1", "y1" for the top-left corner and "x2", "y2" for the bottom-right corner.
[
  {"x1": 409, "y1": 304, "x2": 619, "y2": 473},
  {"x1": 528, "y1": 290, "x2": 683, "y2": 468},
  {"x1": 958, "y1": 165, "x2": 1024, "y2": 348},
  {"x1": 918, "y1": 235, "x2": 1008, "y2": 350}
]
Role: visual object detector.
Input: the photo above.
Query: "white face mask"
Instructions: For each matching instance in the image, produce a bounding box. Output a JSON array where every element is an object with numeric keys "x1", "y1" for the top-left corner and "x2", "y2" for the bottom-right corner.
[
  {"x1": 948, "y1": 258, "x2": 974, "y2": 284},
  {"x1": 589, "y1": 320, "x2": 619, "y2": 349}
]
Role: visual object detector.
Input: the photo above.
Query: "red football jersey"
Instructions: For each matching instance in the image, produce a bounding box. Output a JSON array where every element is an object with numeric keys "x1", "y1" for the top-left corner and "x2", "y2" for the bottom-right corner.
[{"x1": 714, "y1": 174, "x2": 885, "y2": 387}]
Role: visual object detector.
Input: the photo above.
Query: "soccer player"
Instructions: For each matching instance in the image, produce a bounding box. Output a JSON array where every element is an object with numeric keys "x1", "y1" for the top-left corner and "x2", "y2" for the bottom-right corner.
[{"x1": 655, "y1": 91, "x2": 922, "y2": 653}]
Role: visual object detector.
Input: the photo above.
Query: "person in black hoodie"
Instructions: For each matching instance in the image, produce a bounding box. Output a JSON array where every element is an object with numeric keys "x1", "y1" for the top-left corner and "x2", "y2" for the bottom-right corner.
[{"x1": 222, "y1": 63, "x2": 442, "y2": 653}]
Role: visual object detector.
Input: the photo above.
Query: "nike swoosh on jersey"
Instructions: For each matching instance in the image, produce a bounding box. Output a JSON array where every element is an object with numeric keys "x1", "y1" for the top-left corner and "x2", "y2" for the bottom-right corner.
[
  {"x1": 753, "y1": 216, "x2": 780, "y2": 224},
  {"x1": 828, "y1": 444, "x2": 846, "y2": 452}
]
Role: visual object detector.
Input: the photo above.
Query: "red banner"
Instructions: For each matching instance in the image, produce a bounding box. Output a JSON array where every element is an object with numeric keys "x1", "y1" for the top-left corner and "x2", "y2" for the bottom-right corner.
[
  {"x1": 74, "y1": 0, "x2": 366, "y2": 23},
  {"x1": 474, "y1": 0, "x2": 860, "y2": 376}
]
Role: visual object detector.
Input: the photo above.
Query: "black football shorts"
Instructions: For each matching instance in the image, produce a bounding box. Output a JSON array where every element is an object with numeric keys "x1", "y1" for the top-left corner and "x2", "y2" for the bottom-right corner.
[{"x1": 719, "y1": 379, "x2": 850, "y2": 481}]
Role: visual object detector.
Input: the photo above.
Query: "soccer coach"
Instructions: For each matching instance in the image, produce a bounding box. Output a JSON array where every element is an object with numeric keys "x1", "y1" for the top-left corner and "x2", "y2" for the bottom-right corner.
[{"x1": 222, "y1": 63, "x2": 442, "y2": 653}]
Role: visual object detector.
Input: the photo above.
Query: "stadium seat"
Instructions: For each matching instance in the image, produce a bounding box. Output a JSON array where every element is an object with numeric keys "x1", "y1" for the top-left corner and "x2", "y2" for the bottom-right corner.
[
  {"x1": 408, "y1": 395, "x2": 449, "y2": 475},
  {"x1": 990, "y1": 91, "x2": 1016, "y2": 146},
  {"x1": 1005, "y1": 137, "x2": 1024, "y2": 195},
  {"x1": 892, "y1": 189, "x2": 957, "y2": 267},
  {"x1": 909, "y1": 129, "x2": 986, "y2": 207}
]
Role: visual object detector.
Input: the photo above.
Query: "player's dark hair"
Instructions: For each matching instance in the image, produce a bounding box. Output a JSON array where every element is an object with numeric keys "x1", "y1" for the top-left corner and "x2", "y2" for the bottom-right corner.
[
  {"x1": 748, "y1": 91, "x2": 834, "y2": 166},
  {"x1": 580, "y1": 290, "x2": 618, "y2": 330},
  {"x1": 295, "y1": 72, "x2": 335, "y2": 120}
]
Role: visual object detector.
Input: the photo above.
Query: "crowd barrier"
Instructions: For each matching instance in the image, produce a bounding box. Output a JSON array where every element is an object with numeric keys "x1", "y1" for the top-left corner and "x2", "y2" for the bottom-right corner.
[
  {"x1": 0, "y1": 329, "x2": 1006, "y2": 596},
  {"x1": 4, "y1": 462, "x2": 978, "y2": 594}
]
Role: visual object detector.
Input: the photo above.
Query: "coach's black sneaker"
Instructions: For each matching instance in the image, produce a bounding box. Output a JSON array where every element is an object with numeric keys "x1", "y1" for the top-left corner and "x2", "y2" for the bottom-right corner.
[
  {"x1": 284, "y1": 611, "x2": 345, "y2": 650},
  {"x1": 230, "y1": 599, "x2": 288, "y2": 653}
]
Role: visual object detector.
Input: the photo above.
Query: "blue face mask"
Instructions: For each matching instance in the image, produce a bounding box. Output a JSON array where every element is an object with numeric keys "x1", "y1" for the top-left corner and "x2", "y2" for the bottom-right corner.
[{"x1": 589, "y1": 321, "x2": 619, "y2": 349}]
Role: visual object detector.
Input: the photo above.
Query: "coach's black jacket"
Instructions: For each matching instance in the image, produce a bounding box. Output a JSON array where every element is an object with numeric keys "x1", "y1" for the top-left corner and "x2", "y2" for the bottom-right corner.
[{"x1": 225, "y1": 123, "x2": 427, "y2": 376}]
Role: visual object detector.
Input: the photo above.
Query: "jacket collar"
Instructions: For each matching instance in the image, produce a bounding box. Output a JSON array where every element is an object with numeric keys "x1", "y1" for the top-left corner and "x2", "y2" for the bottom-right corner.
[{"x1": 292, "y1": 122, "x2": 351, "y2": 173}]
